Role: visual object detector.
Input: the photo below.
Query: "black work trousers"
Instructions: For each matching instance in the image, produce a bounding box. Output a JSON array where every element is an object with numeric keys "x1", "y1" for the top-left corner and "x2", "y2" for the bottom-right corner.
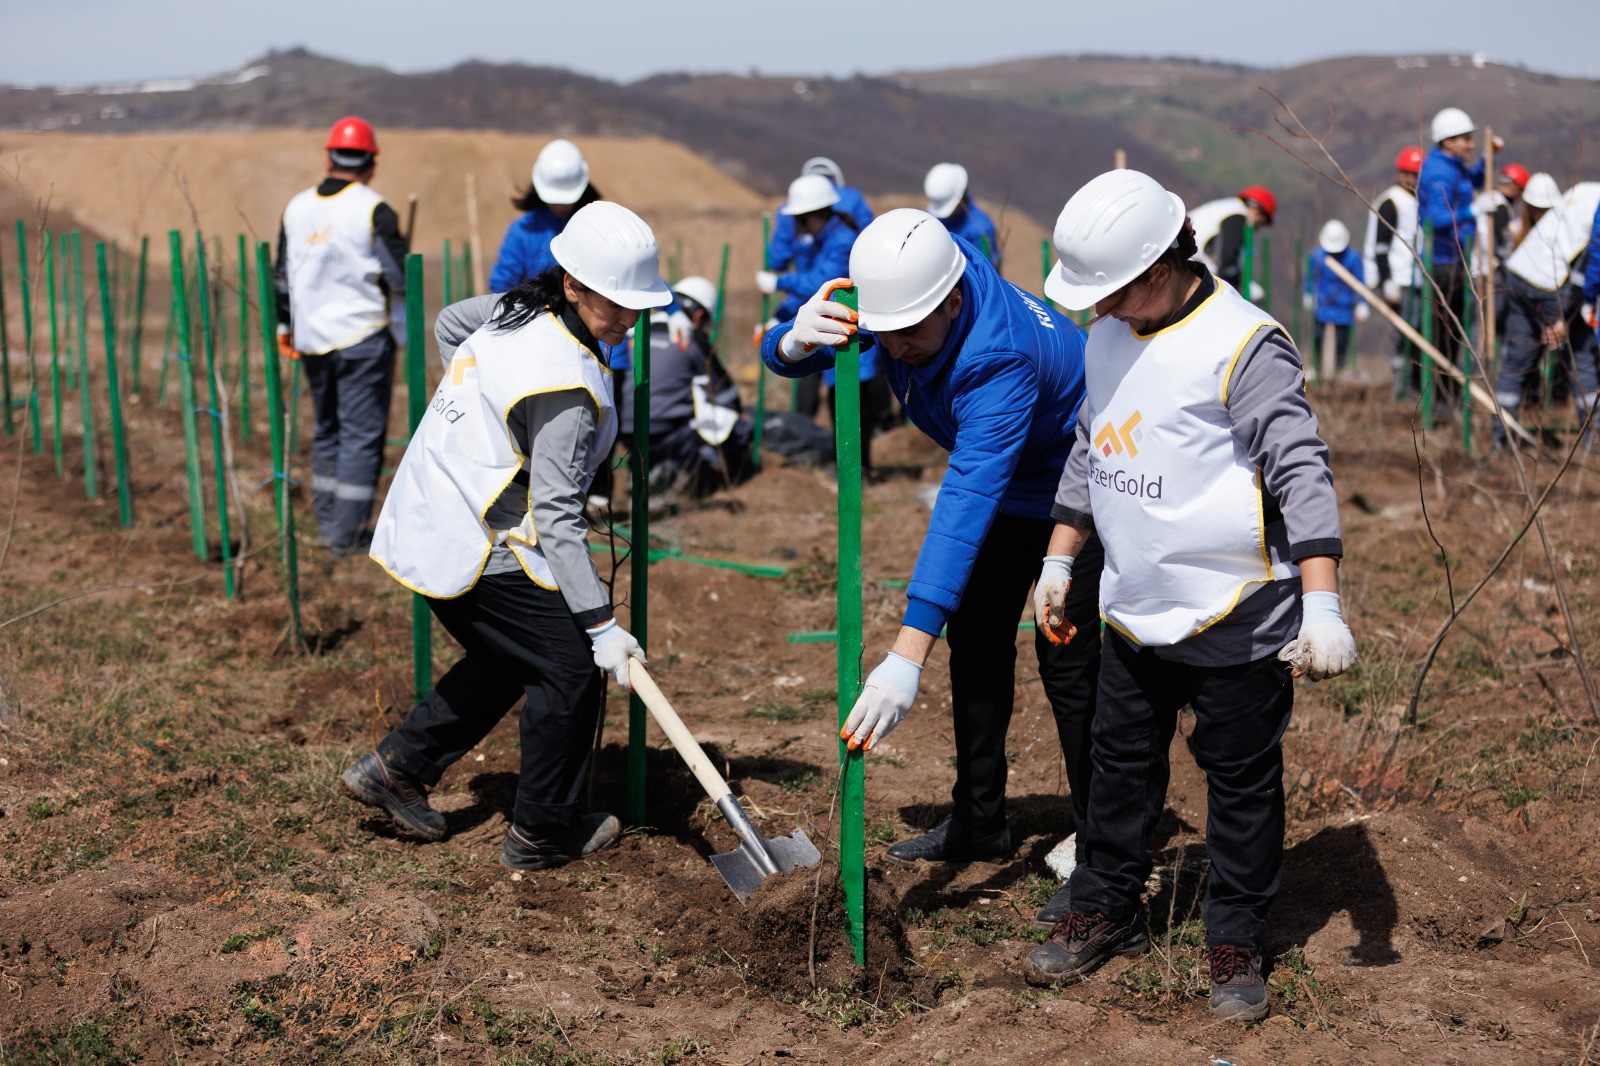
[
  {"x1": 944, "y1": 513, "x2": 1103, "y2": 848},
  {"x1": 1427, "y1": 260, "x2": 1470, "y2": 409},
  {"x1": 301, "y1": 329, "x2": 395, "y2": 551},
  {"x1": 1067, "y1": 631, "x2": 1294, "y2": 949},
  {"x1": 376, "y1": 571, "x2": 604, "y2": 829}
]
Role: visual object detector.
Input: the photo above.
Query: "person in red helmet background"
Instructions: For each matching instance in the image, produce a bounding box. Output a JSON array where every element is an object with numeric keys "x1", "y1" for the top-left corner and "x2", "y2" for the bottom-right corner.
[
  {"x1": 1190, "y1": 185, "x2": 1276, "y2": 298},
  {"x1": 275, "y1": 116, "x2": 408, "y2": 556},
  {"x1": 1364, "y1": 146, "x2": 1424, "y2": 397}
]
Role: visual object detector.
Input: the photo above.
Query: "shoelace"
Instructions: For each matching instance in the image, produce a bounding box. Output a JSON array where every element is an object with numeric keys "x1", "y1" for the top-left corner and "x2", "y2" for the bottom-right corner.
[
  {"x1": 1049, "y1": 909, "x2": 1098, "y2": 944},
  {"x1": 1208, "y1": 944, "x2": 1256, "y2": 983}
]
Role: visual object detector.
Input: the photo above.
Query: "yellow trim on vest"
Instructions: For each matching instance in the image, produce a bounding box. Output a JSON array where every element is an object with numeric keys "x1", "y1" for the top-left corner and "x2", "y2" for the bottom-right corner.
[
  {"x1": 372, "y1": 550, "x2": 490, "y2": 601},
  {"x1": 1130, "y1": 275, "x2": 1226, "y2": 341},
  {"x1": 548, "y1": 309, "x2": 616, "y2": 377},
  {"x1": 1219, "y1": 322, "x2": 1274, "y2": 405},
  {"x1": 300, "y1": 320, "x2": 388, "y2": 358}
]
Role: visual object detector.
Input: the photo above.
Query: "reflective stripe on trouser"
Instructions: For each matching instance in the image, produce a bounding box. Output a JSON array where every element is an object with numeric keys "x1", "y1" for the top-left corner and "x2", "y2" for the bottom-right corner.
[{"x1": 300, "y1": 329, "x2": 395, "y2": 548}]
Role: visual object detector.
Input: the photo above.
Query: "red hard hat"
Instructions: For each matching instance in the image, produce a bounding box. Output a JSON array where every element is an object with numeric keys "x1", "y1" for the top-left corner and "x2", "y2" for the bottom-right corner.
[
  {"x1": 1395, "y1": 146, "x2": 1424, "y2": 174},
  {"x1": 1499, "y1": 163, "x2": 1530, "y2": 190},
  {"x1": 326, "y1": 115, "x2": 378, "y2": 155},
  {"x1": 1238, "y1": 184, "x2": 1277, "y2": 222}
]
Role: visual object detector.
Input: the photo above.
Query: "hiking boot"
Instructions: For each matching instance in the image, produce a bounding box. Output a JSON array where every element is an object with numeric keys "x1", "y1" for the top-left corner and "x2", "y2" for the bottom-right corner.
[
  {"x1": 885, "y1": 816, "x2": 1011, "y2": 863},
  {"x1": 1035, "y1": 880, "x2": 1075, "y2": 927},
  {"x1": 500, "y1": 812, "x2": 621, "y2": 871},
  {"x1": 339, "y1": 751, "x2": 447, "y2": 841},
  {"x1": 1022, "y1": 908, "x2": 1149, "y2": 986},
  {"x1": 1208, "y1": 944, "x2": 1268, "y2": 1022}
]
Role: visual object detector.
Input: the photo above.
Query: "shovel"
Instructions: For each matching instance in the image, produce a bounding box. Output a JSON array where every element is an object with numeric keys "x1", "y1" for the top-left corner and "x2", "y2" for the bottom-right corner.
[{"x1": 629, "y1": 660, "x2": 822, "y2": 901}]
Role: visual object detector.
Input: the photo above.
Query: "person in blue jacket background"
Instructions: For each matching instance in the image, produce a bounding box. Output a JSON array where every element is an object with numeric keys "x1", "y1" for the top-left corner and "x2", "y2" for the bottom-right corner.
[
  {"x1": 489, "y1": 139, "x2": 601, "y2": 292},
  {"x1": 761, "y1": 209, "x2": 1102, "y2": 922},
  {"x1": 1302, "y1": 220, "x2": 1369, "y2": 374},
  {"x1": 925, "y1": 162, "x2": 1001, "y2": 267},
  {"x1": 1417, "y1": 107, "x2": 1504, "y2": 406},
  {"x1": 767, "y1": 157, "x2": 874, "y2": 272}
]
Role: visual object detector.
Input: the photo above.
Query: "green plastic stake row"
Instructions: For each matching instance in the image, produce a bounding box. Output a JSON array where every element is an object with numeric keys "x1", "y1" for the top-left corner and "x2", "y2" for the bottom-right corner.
[
  {"x1": 235, "y1": 235, "x2": 251, "y2": 442},
  {"x1": 131, "y1": 237, "x2": 148, "y2": 397},
  {"x1": 71, "y1": 232, "x2": 97, "y2": 500},
  {"x1": 1420, "y1": 222, "x2": 1435, "y2": 431},
  {"x1": 95, "y1": 243, "x2": 133, "y2": 527},
  {"x1": 831, "y1": 283, "x2": 865, "y2": 966},
  {"x1": 46, "y1": 233, "x2": 64, "y2": 476},
  {"x1": 62, "y1": 234, "x2": 75, "y2": 392},
  {"x1": 194, "y1": 234, "x2": 234, "y2": 594},
  {"x1": 628, "y1": 308, "x2": 652, "y2": 826},
  {"x1": 0, "y1": 230, "x2": 11, "y2": 437},
  {"x1": 168, "y1": 231, "x2": 207, "y2": 559},
  {"x1": 255, "y1": 240, "x2": 304, "y2": 650},
  {"x1": 14, "y1": 222, "x2": 41, "y2": 451},
  {"x1": 753, "y1": 214, "x2": 770, "y2": 471},
  {"x1": 405, "y1": 253, "x2": 432, "y2": 702}
]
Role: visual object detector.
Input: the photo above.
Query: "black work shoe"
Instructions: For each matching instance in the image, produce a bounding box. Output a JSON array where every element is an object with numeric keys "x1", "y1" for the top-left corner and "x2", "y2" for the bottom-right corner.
[
  {"x1": 500, "y1": 812, "x2": 621, "y2": 871},
  {"x1": 1022, "y1": 908, "x2": 1149, "y2": 986},
  {"x1": 885, "y1": 817, "x2": 1011, "y2": 863},
  {"x1": 1208, "y1": 944, "x2": 1269, "y2": 1022},
  {"x1": 339, "y1": 751, "x2": 447, "y2": 841},
  {"x1": 1035, "y1": 880, "x2": 1075, "y2": 927}
]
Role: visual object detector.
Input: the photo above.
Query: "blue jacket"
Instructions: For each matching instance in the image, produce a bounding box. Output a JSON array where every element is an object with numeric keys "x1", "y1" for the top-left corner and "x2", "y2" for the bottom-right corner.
[
  {"x1": 1305, "y1": 247, "x2": 1365, "y2": 326},
  {"x1": 489, "y1": 207, "x2": 567, "y2": 291},
  {"x1": 1585, "y1": 199, "x2": 1600, "y2": 303},
  {"x1": 768, "y1": 186, "x2": 874, "y2": 269},
  {"x1": 1417, "y1": 147, "x2": 1485, "y2": 266},
  {"x1": 772, "y1": 214, "x2": 858, "y2": 322},
  {"x1": 941, "y1": 199, "x2": 1001, "y2": 266},
  {"x1": 762, "y1": 237, "x2": 1087, "y2": 635}
]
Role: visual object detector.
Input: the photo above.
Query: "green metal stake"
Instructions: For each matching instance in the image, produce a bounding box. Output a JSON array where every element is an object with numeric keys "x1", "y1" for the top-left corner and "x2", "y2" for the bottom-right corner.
[
  {"x1": 61, "y1": 233, "x2": 76, "y2": 393},
  {"x1": 462, "y1": 242, "x2": 475, "y2": 298},
  {"x1": 130, "y1": 237, "x2": 148, "y2": 397},
  {"x1": 14, "y1": 222, "x2": 40, "y2": 452},
  {"x1": 1040, "y1": 238, "x2": 1052, "y2": 306},
  {"x1": 194, "y1": 234, "x2": 234, "y2": 594},
  {"x1": 255, "y1": 240, "x2": 305, "y2": 650},
  {"x1": 95, "y1": 243, "x2": 133, "y2": 527},
  {"x1": 405, "y1": 253, "x2": 432, "y2": 702},
  {"x1": 628, "y1": 308, "x2": 652, "y2": 826},
  {"x1": 1461, "y1": 235, "x2": 1474, "y2": 455},
  {"x1": 168, "y1": 231, "x2": 208, "y2": 560},
  {"x1": 1420, "y1": 222, "x2": 1435, "y2": 432},
  {"x1": 831, "y1": 284, "x2": 866, "y2": 966},
  {"x1": 0, "y1": 230, "x2": 11, "y2": 437},
  {"x1": 235, "y1": 234, "x2": 250, "y2": 442},
  {"x1": 158, "y1": 294, "x2": 176, "y2": 408},
  {"x1": 70, "y1": 232, "x2": 97, "y2": 499},
  {"x1": 979, "y1": 234, "x2": 993, "y2": 263},
  {"x1": 442, "y1": 238, "x2": 454, "y2": 305},
  {"x1": 754, "y1": 215, "x2": 770, "y2": 472},
  {"x1": 1241, "y1": 222, "x2": 1256, "y2": 306},
  {"x1": 709, "y1": 242, "x2": 730, "y2": 350},
  {"x1": 45, "y1": 233, "x2": 63, "y2": 476},
  {"x1": 1290, "y1": 236, "x2": 1304, "y2": 353},
  {"x1": 1259, "y1": 234, "x2": 1273, "y2": 315},
  {"x1": 287, "y1": 359, "x2": 303, "y2": 461}
]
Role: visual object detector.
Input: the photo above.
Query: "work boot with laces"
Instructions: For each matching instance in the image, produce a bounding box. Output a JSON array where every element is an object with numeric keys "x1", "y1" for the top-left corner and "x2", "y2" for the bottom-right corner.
[
  {"x1": 1034, "y1": 880, "x2": 1074, "y2": 927},
  {"x1": 1208, "y1": 944, "x2": 1269, "y2": 1021},
  {"x1": 885, "y1": 816, "x2": 1011, "y2": 862},
  {"x1": 1022, "y1": 908, "x2": 1149, "y2": 986},
  {"x1": 339, "y1": 751, "x2": 447, "y2": 841},
  {"x1": 500, "y1": 812, "x2": 621, "y2": 871}
]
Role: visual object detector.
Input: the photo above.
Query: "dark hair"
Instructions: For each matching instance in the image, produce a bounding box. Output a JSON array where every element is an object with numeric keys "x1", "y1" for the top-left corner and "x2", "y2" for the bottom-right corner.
[
  {"x1": 491, "y1": 266, "x2": 573, "y2": 334},
  {"x1": 1132, "y1": 218, "x2": 1203, "y2": 288},
  {"x1": 511, "y1": 182, "x2": 602, "y2": 213}
]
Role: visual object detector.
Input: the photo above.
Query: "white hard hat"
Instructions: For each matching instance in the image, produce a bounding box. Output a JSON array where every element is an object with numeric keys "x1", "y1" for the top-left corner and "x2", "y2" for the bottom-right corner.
[
  {"x1": 781, "y1": 173, "x2": 841, "y2": 216},
  {"x1": 1045, "y1": 169, "x2": 1186, "y2": 312},
  {"x1": 1319, "y1": 219, "x2": 1350, "y2": 254},
  {"x1": 532, "y1": 138, "x2": 590, "y2": 205},
  {"x1": 1431, "y1": 107, "x2": 1475, "y2": 143},
  {"x1": 924, "y1": 163, "x2": 969, "y2": 219},
  {"x1": 848, "y1": 208, "x2": 967, "y2": 332},
  {"x1": 549, "y1": 202, "x2": 672, "y2": 310},
  {"x1": 671, "y1": 275, "x2": 718, "y2": 315},
  {"x1": 1522, "y1": 172, "x2": 1561, "y2": 210},
  {"x1": 802, "y1": 156, "x2": 844, "y2": 186}
]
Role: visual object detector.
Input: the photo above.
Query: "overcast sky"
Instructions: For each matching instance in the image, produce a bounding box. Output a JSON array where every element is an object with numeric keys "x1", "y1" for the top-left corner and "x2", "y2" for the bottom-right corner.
[{"x1": 4, "y1": 0, "x2": 1597, "y2": 86}]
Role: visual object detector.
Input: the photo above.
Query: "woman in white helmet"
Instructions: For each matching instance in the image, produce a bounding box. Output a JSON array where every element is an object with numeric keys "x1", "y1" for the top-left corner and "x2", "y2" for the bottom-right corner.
[
  {"x1": 1301, "y1": 219, "x2": 1370, "y2": 375},
  {"x1": 343, "y1": 201, "x2": 671, "y2": 871},
  {"x1": 1021, "y1": 170, "x2": 1355, "y2": 1023},
  {"x1": 488, "y1": 138, "x2": 602, "y2": 291}
]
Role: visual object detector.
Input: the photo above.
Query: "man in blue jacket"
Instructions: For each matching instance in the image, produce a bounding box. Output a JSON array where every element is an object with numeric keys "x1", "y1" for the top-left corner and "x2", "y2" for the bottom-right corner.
[
  {"x1": 762, "y1": 209, "x2": 1101, "y2": 913},
  {"x1": 926, "y1": 163, "x2": 1001, "y2": 267},
  {"x1": 1417, "y1": 107, "x2": 1504, "y2": 406},
  {"x1": 767, "y1": 157, "x2": 874, "y2": 272}
]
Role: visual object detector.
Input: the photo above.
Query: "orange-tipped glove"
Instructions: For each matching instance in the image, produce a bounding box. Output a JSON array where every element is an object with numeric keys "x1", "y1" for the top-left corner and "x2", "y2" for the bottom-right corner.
[
  {"x1": 776, "y1": 278, "x2": 857, "y2": 363},
  {"x1": 1584, "y1": 303, "x2": 1597, "y2": 330},
  {"x1": 1033, "y1": 555, "x2": 1078, "y2": 646},
  {"x1": 276, "y1": 324, "x2": 300, "y2": 361},
  {"x1": 840, "y1": 652, "x2": 921, "y2": 751},
  {"x1": 752, "y1": 316, "x2": 778, "y2": 348}
]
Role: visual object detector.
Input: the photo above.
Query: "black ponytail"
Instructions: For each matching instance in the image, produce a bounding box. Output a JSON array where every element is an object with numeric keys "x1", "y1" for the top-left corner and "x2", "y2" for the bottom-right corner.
[{"x1": 491, "y1": 266, "x2": 570, "y2": 333}]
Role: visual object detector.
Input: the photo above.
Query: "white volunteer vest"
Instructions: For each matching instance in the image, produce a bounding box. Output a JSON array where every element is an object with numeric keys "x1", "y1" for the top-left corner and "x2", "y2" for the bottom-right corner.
[
  {"x1": 1362, "y1": 185, "x2": 1418, "y2": 287},
  {"x1": 1189, "y1": 198, "x2": 1246, "y2": 274},
  {"x1": 370, "y1": 311, "x2": 617, "y2": 598},
  {"x1": 1084, "y1": 278, "x2": 1297, "y2": 646},
  {"x1": 1505, "y1": 182, "x2": 1600, "y2": 292},
  {"x1": 282, "y1": 182, "x2": 392, "y2": 354}
]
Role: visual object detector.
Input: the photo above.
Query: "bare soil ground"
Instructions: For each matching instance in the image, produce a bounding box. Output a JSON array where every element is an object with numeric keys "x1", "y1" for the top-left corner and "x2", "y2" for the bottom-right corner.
[{"x1": 0, "y1": 323, "x2": 1598, "y2": 1065}]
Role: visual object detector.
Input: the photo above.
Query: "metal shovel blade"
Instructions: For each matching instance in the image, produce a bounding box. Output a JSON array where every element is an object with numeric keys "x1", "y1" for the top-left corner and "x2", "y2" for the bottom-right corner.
[{"x1": 710, "y1": 796, "x2": 823, "y2": 902}]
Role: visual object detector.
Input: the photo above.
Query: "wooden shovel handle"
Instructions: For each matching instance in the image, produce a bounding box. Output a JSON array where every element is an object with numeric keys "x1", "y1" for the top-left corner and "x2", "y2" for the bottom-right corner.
[{"x1": 628, "y1": 660, "x2": 734, "y2": 805}]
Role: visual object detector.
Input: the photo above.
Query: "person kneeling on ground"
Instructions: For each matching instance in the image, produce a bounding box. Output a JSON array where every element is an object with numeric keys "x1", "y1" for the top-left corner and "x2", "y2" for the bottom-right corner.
[
  {"x1": 340, "y1": 201, "x2": 669, "y2": 870},
  {"x1": 1024, "y1": 170, "x2": 1356, "y2": 1023}
]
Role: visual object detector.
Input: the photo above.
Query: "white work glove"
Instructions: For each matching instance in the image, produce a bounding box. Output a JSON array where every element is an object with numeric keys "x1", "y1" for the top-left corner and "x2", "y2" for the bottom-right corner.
[
  {"x1": 1277, "y1": 591, "x2": 1357, "y2": 681},
  {"x1": 1032, "y1": 555, "x2": 1078, "y2": 646},
  {"x1": 777, "y1": 279, "x2": 857, "y2": 363},
  {"x1": 755, "y1": 270, "x2": 779, "y2": 295},
  {"x1": 1301, "y1": 293, "x2": 1315, "y2": 312},
  {"x1": 1584, "y1": 303, "x2": 1597, "y2": 329},
  {"x1": 1355, "y1": 302, "x2": 1370, "y2": 324},
  {"x1": 1381, "y1": 278, "x2": 1403, "y2": 305},
  {"x1": 752, "y1": 316, "x2": 778, "y2": 347},
  {"x1": 840, "y1": 652, "x2": 922, "y2": 751},
  {"x1": 666, "y1": 308, "x2": 693, "y2": 351},
  {"x1": 1249, "y1": 281, "x2": 1265, "y2": 303},
  {"x1": 587, "y1": 619, "x2": 646, "y2": 688}
]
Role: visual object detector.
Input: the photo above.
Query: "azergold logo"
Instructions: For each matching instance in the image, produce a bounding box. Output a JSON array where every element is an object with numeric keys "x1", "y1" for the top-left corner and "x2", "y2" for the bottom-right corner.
[
  {"x1": 1094, "y1": 411, "x2": 1143, "y2": 458},
  {"x1": 305, "y1": 226, "x2": 333, "y2": 246},
  {"x1": 449, "y1": 355, "x2": 477, "y2": 386}
]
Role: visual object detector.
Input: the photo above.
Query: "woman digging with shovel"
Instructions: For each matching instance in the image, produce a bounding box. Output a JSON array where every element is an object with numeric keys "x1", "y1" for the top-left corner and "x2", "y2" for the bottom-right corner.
[{"x1": 339, "y1": 201, "x2": 668, "y2": 870}]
